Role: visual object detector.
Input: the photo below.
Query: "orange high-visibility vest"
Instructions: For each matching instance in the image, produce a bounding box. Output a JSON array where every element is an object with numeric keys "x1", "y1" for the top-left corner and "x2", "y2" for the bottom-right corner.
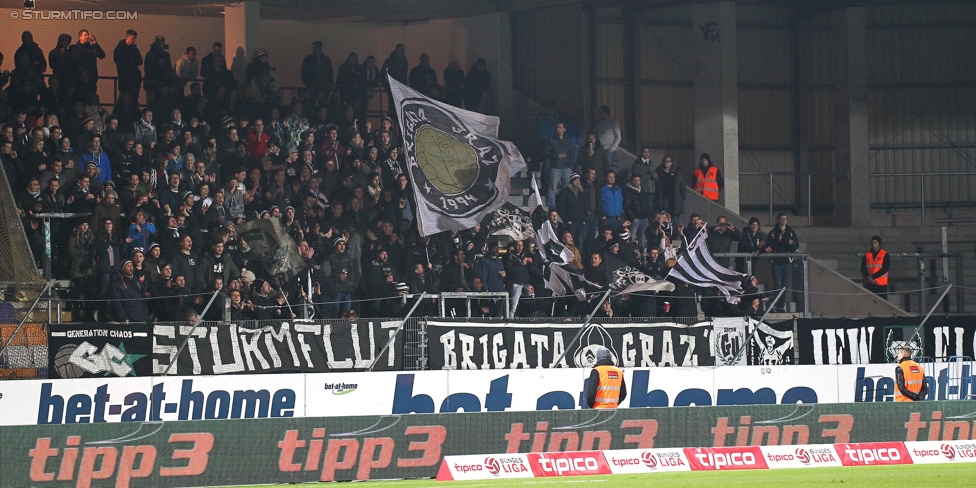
[
  {"x1": 593, "y1": 365, "x2": 623, "y2": 408},
  {"x1": 895, "y1": 360, "x2": 924, "y2": 402},
  {"x1": 865, "y1": 249, "x2": 888, "y2": 286},
  {"x1": 694, "y1": 166, "x2": 720, "y2": 201}
]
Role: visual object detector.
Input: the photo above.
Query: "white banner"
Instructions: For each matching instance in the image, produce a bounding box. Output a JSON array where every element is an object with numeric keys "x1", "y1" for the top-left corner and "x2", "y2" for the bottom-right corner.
[{"x1": 0, "y1": 362, "x2": 963, "y2": 425}]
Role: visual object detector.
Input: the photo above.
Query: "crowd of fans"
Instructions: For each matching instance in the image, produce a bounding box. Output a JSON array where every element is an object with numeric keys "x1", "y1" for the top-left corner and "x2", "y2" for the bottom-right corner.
[{"x1": 0, "y1": 27, "x2": 796, "y2": 323}]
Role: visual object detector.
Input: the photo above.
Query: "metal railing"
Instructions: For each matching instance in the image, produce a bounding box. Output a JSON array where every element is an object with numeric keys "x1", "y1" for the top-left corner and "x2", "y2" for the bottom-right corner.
[
  {"x1": 854, "y1": 252, "x2": 966, "y2": 313},
  {"x1": 871, "y1": 172, "x2": 976, "y2": 225},
  {"x1": 714, "y1": 252, "x2": 810, "y2": 316},
  {"x1": 740, "y1": 171, "x2": 848, "y2": 225}
]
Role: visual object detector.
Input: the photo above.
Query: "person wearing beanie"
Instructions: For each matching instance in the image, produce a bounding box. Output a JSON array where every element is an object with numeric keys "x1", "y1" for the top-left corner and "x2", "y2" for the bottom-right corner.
[
  {"x1": 737, "y1": 217, "x2": 766, "y2": 274},
  {"x1": 585, "y1": 345, "x2": 627, "y2": 409},
  {"x1": 556, "y1": 172, "x2": 590, "y2": 258},
  {"x1": 862, "y1": 235, "x2": 891, "y2": 299},
  {"x1": 110, "y1": 258, "x2": 150, "y2": 323},
  {"x1": 693, "y1": 152, "x2": 724, "y2": 202}
]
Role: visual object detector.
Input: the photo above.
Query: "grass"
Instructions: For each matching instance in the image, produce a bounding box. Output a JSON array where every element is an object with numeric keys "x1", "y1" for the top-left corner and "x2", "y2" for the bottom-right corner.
[{"x1": 238, "y1": 463, "x2": 974, "y2": 487}]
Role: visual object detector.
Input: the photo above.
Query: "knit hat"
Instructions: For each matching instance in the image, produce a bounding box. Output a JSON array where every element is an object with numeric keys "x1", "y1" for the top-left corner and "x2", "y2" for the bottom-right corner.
[
  {"x1": 148, "y1": 242, "x2": 160, "y2": 253},
  {"x1": 86, "y1": 161, "x2": 97, "y2": 168},
  {"x1": 104, "y1": 180, "x2": 116, "y2": 188},
  {"x1": 570, "y1": 173, "x2": 581, "y2": 182},
  {"x1": 240, "y1": 269, "x2": 256, "y2": 282},
  {"x1": 121, "y1": 259, "x2": 133, "y2": 269},
  {"x1": 395, "y1": 282, "x2": 409, "y2": 292},
  {"x1": 252, "y1": 278, "x2": 266, "y2": 291},
  {"x1": 256, "y1": 48, "x2": 269, "y2": 58},
  {"x1": 221, "y1": 115, "x2": 235, "y2": 126},
  {"x1": 748, "y1": 217, "x2": 761, "y2": 226},
  {"x1": 81, "y1": 116, "x2": 94, "y2": 125},
  {"x1": 182, "y1": 191, "x2": 194, "y2": 201},
  {"x1": 105, "y1": 190, "x2": 117, "y2": 198},
  {"x1": 333, "y1": 236, "x2": 346, "y2": 247},
  {"x1": 871, "y1": 235, "x2": 883, "y2": 246},
  {"x1": 617, "y1": 229, "x2": 630, "y2": 240}
]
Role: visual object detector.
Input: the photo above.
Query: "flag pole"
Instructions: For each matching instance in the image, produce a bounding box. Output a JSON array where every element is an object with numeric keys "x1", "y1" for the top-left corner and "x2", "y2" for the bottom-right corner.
[
  {"x1": 552, "y1": 288, "x2": 613, "y2": 368},
  {"x1": 733, "y1": 287, "x2": 786, "y2": 365},
  {"x1": 369, "y1": 293, "x2": 427, "y2": 372}
]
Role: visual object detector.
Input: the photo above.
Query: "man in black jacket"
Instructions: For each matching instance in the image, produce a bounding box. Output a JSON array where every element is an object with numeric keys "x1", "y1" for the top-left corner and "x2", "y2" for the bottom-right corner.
[
  {"x1": 114, "y1": 30, "x2": 143, "y2": 103},
  {"x1": 762, "y1": 213, "x2": 800, "y2": 312},
  {"x1": 111, "y1": 260, "x2": 150, "y2": 322}
]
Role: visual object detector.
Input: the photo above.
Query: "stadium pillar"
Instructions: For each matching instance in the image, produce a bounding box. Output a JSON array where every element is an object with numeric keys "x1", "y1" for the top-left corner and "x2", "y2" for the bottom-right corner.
[
  {"x1": 224, "y1": 0, "x2": 261, "y2": 85},
  {"x1": 692, "y1": 1, "x2": 739, "y2": 215},
  {"x1": 831, "y1": 7, "x2": 870, "y2": 227}
]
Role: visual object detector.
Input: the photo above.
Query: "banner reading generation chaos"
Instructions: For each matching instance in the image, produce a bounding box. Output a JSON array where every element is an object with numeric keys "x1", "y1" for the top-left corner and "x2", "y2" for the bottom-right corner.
[
  {"x1": 48, "y1": 322, "x2": 152, "y2": 378},
  {"x1": 152, "y1": 320, "x2": 401, "y2": 375}
]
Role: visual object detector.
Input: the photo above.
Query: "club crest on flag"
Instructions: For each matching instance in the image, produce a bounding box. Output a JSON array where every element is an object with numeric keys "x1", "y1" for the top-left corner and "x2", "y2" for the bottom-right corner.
[
  {"x1": 389, "y1": 76, "x2": 525, "y2": 235},
  {"x1": 402, "y1": 100, "x2": 500, "y2": 216}
]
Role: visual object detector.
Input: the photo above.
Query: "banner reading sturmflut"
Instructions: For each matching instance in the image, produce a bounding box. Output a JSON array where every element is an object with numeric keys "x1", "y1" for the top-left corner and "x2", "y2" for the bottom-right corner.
[{"x1": 388, "y1": 76, "x2": 526, "y2": 236}]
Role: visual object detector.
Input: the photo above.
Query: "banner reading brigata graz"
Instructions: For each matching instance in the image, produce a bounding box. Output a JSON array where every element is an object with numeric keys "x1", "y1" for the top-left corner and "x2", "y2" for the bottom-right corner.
[
  {"x1": 48, "y1": 323, "x2": 152, "y2": 378},
  {"x1": 3, "y1": 401, "x2": 976, "y2": 486},
  {"x1": 428, "y1": 319, "x2": 717, "y2": 369},
  {"x1": 152, "y1": 320, "x2": 401, "y2": 375}
]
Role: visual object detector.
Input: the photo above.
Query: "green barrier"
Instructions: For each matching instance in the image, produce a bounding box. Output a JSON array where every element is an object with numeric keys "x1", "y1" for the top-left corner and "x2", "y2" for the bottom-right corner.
[{"x1": 3, "y1": 400, "x2": 975, "y2": 486}]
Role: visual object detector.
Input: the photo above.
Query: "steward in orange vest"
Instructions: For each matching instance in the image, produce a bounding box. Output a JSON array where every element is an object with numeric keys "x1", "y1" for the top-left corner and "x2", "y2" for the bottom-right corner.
[
  {"x1": 861, "y1": 235, "x2": 891, "y2": 299},
  {"x1": 586, "y1": 346, "x2": 628, "y2": 408},
  {"x1": 895, "y1": 347, "x2": 927, "y2": 402},
  {"x1": 693, "y1": 153, "x2": 723, "y2": 201}
]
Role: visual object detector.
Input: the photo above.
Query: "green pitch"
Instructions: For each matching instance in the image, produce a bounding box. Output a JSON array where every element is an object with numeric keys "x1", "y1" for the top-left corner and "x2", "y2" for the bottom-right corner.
[{"x1": 238, "y1": 463, "x2": 972, "y2": 487}]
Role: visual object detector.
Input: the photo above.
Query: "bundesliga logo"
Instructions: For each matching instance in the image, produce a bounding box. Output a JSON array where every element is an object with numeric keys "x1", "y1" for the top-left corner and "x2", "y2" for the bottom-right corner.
[
  {"x1": 795, "y1": 448, "x2": 811, "y2": 464},
  {"x1": 941, "y1": 444, "x2": 956, "y2": 460},
  {"x1": 641, "y1": 451, "x2": 658, "y2": 469},
  {"x1": 484, "y1": 457, "x2": 500, "y2": 475}
]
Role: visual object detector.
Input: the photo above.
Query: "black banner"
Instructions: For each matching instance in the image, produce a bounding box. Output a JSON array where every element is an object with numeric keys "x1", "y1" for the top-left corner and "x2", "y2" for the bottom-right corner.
[
  {"x1": 428, "y1": 320, "x2": 714, "y2": 369},
  {"x1": 748, "y1": 319, "x2": 795, "y2": 365},
  {"x1": 152, "y1": 320, "x2": 401, "y2": 375},
  {"x1": 795, "y1": 316, "x2": 976, "y2": 365},
  {"x1": 48, "y1": 323, "x2": 152, "y2": 378}
]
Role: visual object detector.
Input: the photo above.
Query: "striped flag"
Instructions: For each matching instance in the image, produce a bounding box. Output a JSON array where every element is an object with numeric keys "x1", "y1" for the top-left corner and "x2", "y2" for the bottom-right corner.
[
  {"x1": 529, "y1": 175, "x2": 599, "y2": 300},
  {"x1": 668, "y1": 227, "x2": 746, "y2": 301}
]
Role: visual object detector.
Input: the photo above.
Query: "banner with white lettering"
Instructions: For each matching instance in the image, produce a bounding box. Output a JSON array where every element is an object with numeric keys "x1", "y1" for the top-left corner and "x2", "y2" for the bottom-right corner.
[
  {"x1": 712, "y1": 318, "x2": 748, "y2": 366},
  {"x1": 427, "y1": 320, "x2": 714, "y2": 369},
  {"x1": 152, "y1": 320, "x2": 401, "y2": 375},
  {"x1": 794, "y1": 316, "x2": 976, "y2": 365},
  {"x1": 48, "y1": 323, "x2": 152, "y2": 378},
  {"x1": 748, "y1": 319, "x2": 795, "y2": 365}
]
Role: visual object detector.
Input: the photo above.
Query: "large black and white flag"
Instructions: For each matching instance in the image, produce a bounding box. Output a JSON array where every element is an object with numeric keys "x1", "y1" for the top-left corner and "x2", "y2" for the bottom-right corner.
[
  {"x1": 389, "y1": 76, "x2": 526, "y2": 236},
  {"x1": 668, "y1": 227, "x2": 746, "y2": 301}
]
